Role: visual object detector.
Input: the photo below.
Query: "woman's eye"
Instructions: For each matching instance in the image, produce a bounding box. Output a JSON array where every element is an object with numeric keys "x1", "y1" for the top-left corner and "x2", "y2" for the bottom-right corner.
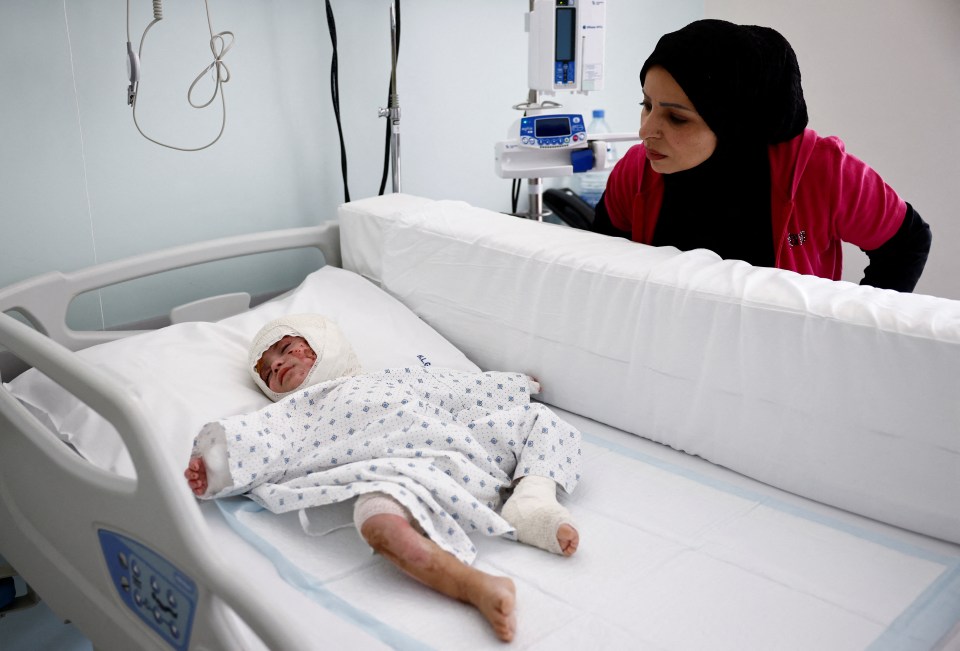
[{"x1": 669, "y1": 114, "x2": 688, "y2": 124}]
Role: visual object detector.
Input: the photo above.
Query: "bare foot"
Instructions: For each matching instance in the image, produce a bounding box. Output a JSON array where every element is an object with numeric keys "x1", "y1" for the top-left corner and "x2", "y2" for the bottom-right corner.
[
  {"x1": 183, "y1": 456, "x2": 208, "y2": 496},
  {"x1": 467, "y1": 574, "x2": 517, "y2": 642},
  {"x1": 361, "y1": 513, "x2": 518, "y2": 642},
  {"x1": 557, "y1": 523, "x2": 579, "y2": 557}
]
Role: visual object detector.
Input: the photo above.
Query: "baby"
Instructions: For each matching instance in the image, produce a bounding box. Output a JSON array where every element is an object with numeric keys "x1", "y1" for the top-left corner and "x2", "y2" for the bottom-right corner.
[{"x1": 184, "y1": 314, "x2": 582, "y2": 642}]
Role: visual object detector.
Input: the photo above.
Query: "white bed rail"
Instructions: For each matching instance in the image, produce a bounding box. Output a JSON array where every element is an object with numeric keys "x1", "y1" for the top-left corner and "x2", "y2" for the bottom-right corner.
[
  {"x1": 0, "y1": 223, "x2": 343, "y2": 650},
  {"x1": 0, "y1": 313, "x2": 313, "y2": 650},
  {"x1": 0, "y1": 222, "x2": 340, "y2": 352}
]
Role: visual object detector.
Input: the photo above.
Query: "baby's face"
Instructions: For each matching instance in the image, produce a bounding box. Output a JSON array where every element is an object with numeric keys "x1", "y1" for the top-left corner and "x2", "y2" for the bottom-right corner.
[{"x1": 256, "y1": 335, "x2": 317, "y2": 394}]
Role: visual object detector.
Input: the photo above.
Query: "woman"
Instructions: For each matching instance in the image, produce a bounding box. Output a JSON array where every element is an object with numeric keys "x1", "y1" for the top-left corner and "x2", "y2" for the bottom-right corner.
[{"x1": 593, "y1": 19, "x2": 931, "y2": 292}]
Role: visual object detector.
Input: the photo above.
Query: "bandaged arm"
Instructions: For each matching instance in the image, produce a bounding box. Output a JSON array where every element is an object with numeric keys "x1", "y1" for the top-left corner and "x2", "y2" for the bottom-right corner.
[{"x1": 191, "y1": 422, "x2": 235, "y2": 498}]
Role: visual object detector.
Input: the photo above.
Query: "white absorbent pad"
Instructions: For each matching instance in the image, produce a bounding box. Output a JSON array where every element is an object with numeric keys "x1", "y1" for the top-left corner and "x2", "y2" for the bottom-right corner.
[
  {"x1": 337, "y1": 194, "x2": 960, "y2": 545},
  {"x1": 216, "y1": 407, "x2": 960, "y2": 651}
]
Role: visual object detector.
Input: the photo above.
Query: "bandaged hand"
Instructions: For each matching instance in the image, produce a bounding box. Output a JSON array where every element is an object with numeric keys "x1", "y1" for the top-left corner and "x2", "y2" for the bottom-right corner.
[{"x1": 527, "y1": 376, "x2": 541, "y2": 395}]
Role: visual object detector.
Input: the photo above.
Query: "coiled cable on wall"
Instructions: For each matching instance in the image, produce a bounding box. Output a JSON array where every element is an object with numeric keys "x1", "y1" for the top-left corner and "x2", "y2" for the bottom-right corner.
[{"x1": 126, "y1": 0, "x2": 234, "y2": 152}]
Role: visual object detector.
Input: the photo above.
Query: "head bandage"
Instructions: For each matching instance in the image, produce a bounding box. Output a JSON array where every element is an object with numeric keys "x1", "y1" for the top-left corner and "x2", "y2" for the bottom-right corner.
[{"x1": 248, "y1": 314, "x2": 361, "y2": 402}]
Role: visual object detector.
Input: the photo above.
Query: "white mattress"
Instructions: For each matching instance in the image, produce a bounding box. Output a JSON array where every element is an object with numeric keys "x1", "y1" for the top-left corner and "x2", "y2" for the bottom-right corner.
[
  {"x1": 338, "y1": 194, "x2": 960, "y2": 546},
  {"x1": 210, "y1": 404, "x2": 960, "y2": 650}
]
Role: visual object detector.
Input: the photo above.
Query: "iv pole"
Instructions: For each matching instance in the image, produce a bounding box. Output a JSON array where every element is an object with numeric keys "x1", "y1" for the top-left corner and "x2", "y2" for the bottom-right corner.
[
  {"x1": 524, "y1": 0, "x2": 545, "y2": 221},
  {"x1": 378, "y1": 3, "x2": 401, "y2": 193},
  {"x1": 514, "y1": 89, "x2": 562, "y2": 222},
  {"x1": 512, "y1": 0, "x2": 561, "y2": 222}
]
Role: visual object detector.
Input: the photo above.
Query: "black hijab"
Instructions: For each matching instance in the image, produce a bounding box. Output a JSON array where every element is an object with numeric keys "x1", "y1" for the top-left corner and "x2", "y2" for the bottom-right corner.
[{"x1": 639, "y1": 20, "x2": 808, "y2": 266}]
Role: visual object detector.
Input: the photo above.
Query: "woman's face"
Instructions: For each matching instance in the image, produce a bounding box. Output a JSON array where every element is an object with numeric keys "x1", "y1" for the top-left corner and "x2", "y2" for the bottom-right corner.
[
  {"x1": 256, "y1": 335, "x2": 317, "y2": 394},
  {"x1": 639, "y1": 65, "x2": 717, "y2": 174}
]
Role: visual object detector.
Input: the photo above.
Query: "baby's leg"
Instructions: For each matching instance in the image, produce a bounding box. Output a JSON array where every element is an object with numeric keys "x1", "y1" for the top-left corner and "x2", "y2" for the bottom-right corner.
[
  {"x1": 501, "y1": 475, "x2": 579, "y2": 557},
  {"x1": 355, "y1": 494, "x2": 517, "y2": 642}
]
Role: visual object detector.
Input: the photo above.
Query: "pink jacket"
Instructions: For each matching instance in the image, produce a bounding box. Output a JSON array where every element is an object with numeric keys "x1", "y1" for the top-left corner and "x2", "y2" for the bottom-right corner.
[{"x1": 603, "y1": 129, "x2": 907, "y2": 280}]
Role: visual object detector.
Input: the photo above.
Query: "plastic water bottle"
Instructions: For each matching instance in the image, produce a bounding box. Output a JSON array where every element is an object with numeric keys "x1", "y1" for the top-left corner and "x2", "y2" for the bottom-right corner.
[{"x1": 577, "y1": 109, "x2": 618, "y2": 208}]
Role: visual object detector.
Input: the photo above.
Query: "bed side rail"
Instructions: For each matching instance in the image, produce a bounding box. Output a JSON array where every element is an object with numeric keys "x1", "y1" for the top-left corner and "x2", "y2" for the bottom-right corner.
[
  {"x1": 0, "y1": 311, "x2": 312, "y2": 651},
  {"x1": 0, "y1": 222, "x2": 341, "y2": 353}
]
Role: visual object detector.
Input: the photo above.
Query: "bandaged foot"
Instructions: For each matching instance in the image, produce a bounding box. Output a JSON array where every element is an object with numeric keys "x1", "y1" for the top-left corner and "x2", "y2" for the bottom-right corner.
[{"x1": 501, "y1": 475, "x2": 579, "y2": 556}]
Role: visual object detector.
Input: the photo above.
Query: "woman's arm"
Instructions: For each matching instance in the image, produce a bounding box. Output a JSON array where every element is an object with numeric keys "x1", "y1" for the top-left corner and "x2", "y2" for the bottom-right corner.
[{"x1": 860, "y1": 203, "x2": 932, "y2": 292}]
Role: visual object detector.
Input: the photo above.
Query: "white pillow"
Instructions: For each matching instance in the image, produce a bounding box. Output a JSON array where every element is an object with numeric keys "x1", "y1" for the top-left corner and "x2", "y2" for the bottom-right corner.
[{"x1": 5, "y1": 266, "x2": 480, "y2": 478}]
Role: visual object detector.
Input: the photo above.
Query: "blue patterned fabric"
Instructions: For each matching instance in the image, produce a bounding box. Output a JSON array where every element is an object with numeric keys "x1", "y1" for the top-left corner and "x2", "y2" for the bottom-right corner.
[{"x1": 195, "y1": 367, "x2": 582, "y2": 563}]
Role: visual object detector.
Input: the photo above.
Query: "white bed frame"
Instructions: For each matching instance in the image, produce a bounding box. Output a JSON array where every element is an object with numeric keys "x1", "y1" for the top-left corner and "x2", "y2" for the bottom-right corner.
[{"x1": 0, "y1": 223, "x2": 345, "y2": 650}]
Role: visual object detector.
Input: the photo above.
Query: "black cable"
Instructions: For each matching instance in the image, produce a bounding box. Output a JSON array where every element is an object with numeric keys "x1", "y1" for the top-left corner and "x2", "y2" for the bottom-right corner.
[
  {"x1": 511, "y1": 179, "x2": 521, "y2": 215},
  {"x1": 378, "y1": 0, "x2": 401, "y2": 196},
  {"x1": 325, "y1": 0, "x2": 350, "y2": 202}
]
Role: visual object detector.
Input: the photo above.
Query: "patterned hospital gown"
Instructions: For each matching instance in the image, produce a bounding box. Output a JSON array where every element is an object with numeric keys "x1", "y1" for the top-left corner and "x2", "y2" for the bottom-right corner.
[{"x1": 194, "y1": 367, "x2": 583, "y2": 563}]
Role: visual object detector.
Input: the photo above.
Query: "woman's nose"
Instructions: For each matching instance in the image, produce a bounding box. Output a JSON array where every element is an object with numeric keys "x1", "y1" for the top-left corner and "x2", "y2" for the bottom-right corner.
[{"x1": 639, "y1": 113, "x2": 657, "y2": 140}]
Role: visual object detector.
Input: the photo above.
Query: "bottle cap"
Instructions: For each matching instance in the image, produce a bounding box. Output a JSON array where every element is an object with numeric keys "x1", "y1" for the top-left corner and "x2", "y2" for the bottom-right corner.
[{"x1": 592, "y1": 109, "x2": 605, "y2": 118}]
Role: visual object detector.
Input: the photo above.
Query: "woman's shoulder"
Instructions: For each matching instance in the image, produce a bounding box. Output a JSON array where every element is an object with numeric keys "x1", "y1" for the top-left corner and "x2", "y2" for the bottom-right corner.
[
  {"x1": 776, "y1": 129, "x2": 861, "y2": 167},
  {"x1": 769, "y1": 129, "x2": 855, "y2": 195}
]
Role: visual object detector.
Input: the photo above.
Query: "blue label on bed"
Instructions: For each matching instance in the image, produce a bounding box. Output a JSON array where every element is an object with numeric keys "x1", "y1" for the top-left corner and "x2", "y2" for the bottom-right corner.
[{"x1": 98, "y1": 529, "x2": 197, "y2": 650}]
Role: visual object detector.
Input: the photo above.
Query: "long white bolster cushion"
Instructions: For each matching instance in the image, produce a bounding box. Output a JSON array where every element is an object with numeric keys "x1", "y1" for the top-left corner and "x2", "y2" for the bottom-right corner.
[{"x1": 339, "y1": 194, "x2": 960, "y2": 545}]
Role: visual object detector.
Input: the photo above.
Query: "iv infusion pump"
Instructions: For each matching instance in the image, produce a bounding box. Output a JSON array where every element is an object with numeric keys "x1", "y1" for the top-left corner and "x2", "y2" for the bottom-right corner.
[
  {"x1": 518, "y1": 114, "x2": 587, "y2": 149},
  {"x1": 527, "y1": 0, "x2": 606, "y2": 94},
  {"x1": 495, "y1": 113, "x2": 596, "y2": 178}
]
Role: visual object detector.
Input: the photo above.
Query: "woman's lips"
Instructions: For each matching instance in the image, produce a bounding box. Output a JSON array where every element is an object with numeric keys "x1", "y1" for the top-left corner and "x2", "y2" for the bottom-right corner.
[{"x1": 646, "y1": 148, "x2": 666, "y2": 161}]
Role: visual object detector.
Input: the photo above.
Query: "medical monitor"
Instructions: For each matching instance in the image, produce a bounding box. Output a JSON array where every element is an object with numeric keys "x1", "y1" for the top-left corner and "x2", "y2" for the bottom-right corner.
[{"x1": 527, "y1": 0, "x2": 606, "y2": 94}]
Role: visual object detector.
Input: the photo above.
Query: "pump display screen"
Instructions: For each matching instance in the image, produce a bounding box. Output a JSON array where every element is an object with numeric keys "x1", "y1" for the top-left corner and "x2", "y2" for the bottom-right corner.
[
  {"x1": 555, "y1": 8, "x2": 576, "y2": 62},
  {"x1": 534, "y1": 117, "x2": 572, "y2": 138}
]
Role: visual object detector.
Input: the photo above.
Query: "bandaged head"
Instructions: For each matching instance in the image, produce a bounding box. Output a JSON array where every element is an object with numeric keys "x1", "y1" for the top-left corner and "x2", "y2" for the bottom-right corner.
[{"x1": 248, "y1": 314, "x2": 361, "y2": 402}]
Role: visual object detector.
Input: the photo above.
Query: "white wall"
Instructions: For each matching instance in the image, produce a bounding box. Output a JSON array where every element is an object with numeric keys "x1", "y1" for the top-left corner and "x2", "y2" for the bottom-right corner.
[
  {"x1": 310, "y1": 0, "x2": 702, "y2": 210},
  {"x1": 0, "y1": 0, "x2": 699, "y2": 328},
  {"x1": 705, "y1": 0, "x2": 960, "y2": 299},
  {"x1": 3, "y1": 0, "x2": 955, "y2": 331},
  {"x1": 1, "y1": 0, "x2": 338, "y2": 327}
]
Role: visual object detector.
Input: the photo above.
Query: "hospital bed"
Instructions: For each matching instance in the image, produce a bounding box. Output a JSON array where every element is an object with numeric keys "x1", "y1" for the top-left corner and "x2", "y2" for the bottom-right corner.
[{"x1": 0, "y1": 193, "x2": 958, "y2": 650}]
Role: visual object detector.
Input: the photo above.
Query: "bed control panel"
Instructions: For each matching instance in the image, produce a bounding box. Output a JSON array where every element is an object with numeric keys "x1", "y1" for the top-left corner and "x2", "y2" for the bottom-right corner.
[{"x1": 98, "y1": 529, "x2": 197, "y2": 651}]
